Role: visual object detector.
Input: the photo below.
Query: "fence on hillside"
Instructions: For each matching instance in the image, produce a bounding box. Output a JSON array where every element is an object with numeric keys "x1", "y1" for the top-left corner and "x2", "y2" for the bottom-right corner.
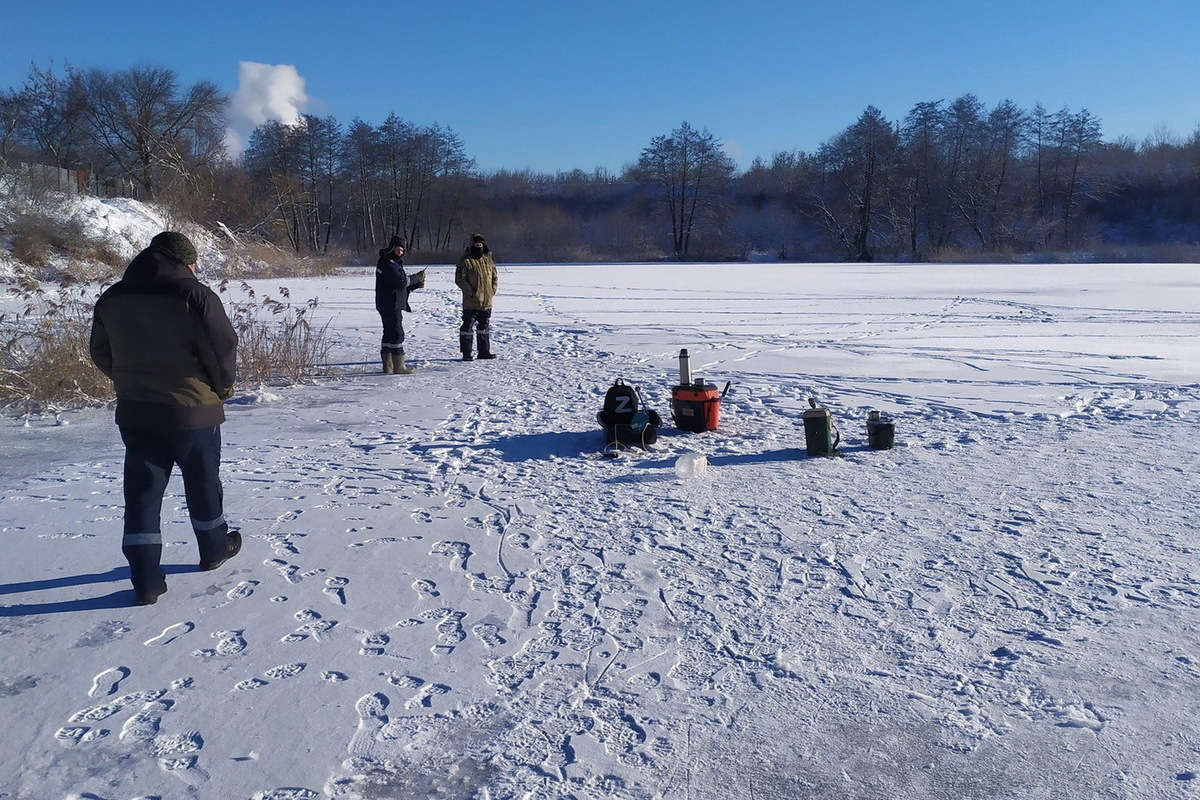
[{"x1": 0, "y1": 160, "x2": 137, "y2": 200}]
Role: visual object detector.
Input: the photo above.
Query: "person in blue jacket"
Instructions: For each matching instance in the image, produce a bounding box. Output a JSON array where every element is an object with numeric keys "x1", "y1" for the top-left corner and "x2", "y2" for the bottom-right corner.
[{"x1": 375, "y1": 236, "x2": 425, "y2": 374}]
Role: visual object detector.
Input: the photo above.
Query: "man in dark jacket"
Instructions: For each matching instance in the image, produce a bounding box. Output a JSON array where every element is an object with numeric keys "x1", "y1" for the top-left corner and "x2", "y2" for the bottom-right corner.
[
  {"x1": 374, "y1": 236, "x2": 425, "y2": 374},
  {"x1": 90, "y1": 231, "x2": 241, "y2": 606}
]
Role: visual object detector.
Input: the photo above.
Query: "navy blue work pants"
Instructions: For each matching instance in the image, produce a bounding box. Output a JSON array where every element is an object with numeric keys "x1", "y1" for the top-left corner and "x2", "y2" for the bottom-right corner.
[
  {"x1": 378, "y1": 306, "x2": 406, "y2": 352},
  {"x1": 459, "y1": 308, "x2": 492, "y2": 356},
  {"x1": 119, "y1": 426, "x2": 229, "y2": 590}
]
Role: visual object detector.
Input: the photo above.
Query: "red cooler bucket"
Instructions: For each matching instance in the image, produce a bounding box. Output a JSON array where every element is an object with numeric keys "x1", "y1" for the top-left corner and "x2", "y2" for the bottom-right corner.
[{"x1": 672, "y1": 383, "x2": 721, "y2": 432}]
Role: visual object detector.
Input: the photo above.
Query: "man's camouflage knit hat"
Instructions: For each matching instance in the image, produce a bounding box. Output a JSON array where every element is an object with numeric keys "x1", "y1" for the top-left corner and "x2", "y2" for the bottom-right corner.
[{"x1": 149, "y1": 231, "x2": 198, "y2": 265}]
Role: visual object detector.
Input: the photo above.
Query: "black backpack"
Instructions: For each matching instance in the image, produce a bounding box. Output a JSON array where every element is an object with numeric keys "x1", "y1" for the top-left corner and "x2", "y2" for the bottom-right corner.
[
  {"x1": 599, "y1": 378, "x2": 639, "y2": 426},
  {"x1": 597, "y1": 378, "x2": 661, "y2": 449}
]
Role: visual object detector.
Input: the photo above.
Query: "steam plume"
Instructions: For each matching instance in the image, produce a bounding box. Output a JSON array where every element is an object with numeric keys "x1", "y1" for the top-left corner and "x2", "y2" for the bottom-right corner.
[{"x1": 225, "y1": 62, "x2": 309, "y2": 156}]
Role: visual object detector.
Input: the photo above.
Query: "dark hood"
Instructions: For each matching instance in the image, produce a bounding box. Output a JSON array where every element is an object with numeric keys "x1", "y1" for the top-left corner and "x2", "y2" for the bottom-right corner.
[{"x1": 122, "y1": 247, "x2": 197, "y2": 287}]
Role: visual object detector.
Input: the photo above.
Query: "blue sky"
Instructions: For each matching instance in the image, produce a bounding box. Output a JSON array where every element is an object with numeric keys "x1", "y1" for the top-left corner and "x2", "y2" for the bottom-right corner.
[{"x1": 3, "y1": 0, "x2": 1198, "y2": 173}]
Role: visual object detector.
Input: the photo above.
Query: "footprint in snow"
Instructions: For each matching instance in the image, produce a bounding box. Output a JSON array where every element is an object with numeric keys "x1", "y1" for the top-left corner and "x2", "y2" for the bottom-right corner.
[
  {"x1": 283, "y1": 618, "x2": 339, "y2": 643},
  {"x1": 421, "y1": 608, "x2": 467, "y2": 645},
  {"x1": 412, "y1": 578, "x2": 440, "y2": 598},
  {"x1": 430, "y1": 540, "x2": 471, "y2": 570},
  {"x1": 256, "y1": 789, "x2": 321, "y2": 800},
  {"x1": 192, "y1": 629, "x2": 247, "y2": 658},
  {"x1": 232, "y1": 662, "x2": 307, "y2": 691},
  {"x1": 383, "y1": 672, "x2": 423, "y2": 689},
  {"x1": 68, "y1": 689, "x2": 163, "y2": 724},
  {"x1": 89, "y1": 666, "x2": 131, "y2": 698},
  {"x1": 472, "y1": 622, "x2": 506, "y2": 648},
  {"x1": 324, "y1": 576, "x2": 349, "y2": 605},
  {"x1": 157, "y1": 750, "x2": 210, "y2": 783},
  {"x1": 143, "y1": 621, "x2": 195, "y2": 647},
  {"x1": 119, "y1": 698, "x2": 173, "y2": 742},
  {"x1": 227, "y1": 580, "x2": 259, "y2": 600},
  {"x1": 403, "y1": 682, "x2": 450, "y2": 709},
  {"x1": 264, "y1": 662, "x2": 307, "y2": 680},
  {"x1": 360, "y1": 632, "x2": 389, "y2": 656},
  {"x1": 348, "y1": 535, "x2": 423, "y2": 547},
  {"x1": 151, "y1": 729, "x2": 204, "y2": 757},
  {"x1": 348, "y1": 692, "x2": 389, "y2": 756},
  {"x1": 54, "y1": 726, "x2": 101, "y2": 748},
  {"x1": 264, "y1": 558, "x2": 302, "y2": 584}
]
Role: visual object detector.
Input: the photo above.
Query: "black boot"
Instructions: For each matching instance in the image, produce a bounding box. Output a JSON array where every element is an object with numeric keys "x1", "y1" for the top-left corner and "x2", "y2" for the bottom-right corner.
[
  {"x1": 199, "y1": 529, "x2": 242, "y2": 571},
  {"x1": 123, "y1": 543, "x2": 167, "y2": 606},
  {"x1": 459, "y1": 329, "x2": 474, "y2": 361},
  {"x1": 133, "y1": 586, "x2": 167, "y2": 606},
  {"x1": 477, "y1": 329, "x2": 495, "y2": 359}
]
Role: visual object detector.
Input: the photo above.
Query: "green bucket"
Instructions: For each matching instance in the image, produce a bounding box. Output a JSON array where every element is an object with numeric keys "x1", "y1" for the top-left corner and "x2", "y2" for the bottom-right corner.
[{"x1": 803, "y1": 406, "x2": 839, "y2": 456}]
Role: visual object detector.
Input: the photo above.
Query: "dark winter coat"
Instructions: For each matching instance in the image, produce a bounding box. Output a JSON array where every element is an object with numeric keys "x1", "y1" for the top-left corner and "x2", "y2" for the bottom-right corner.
[
  {"x1": 454, "y1": 244, "x2": 499, "y2": 311},
  {"x1": 90, "y1": 247, "x2": 238, "y2": 430},
  {"x1": 375, "y1": 248, "x2": 419, "y2": 315}
]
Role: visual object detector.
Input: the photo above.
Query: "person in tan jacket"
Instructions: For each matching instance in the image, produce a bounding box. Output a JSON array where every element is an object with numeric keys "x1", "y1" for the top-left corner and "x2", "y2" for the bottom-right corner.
[{"x1": 454, "y1": 233, "x2": 499, "y2": 360}]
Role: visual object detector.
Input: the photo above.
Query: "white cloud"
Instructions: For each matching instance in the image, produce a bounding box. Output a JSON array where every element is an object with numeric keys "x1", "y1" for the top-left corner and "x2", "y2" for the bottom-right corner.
[
  {"x1": 224, "y1": 62, "x2": 309, "y2": 156},
  {"x1": 722, "y1": 137, "x2": 746, "y2": 166}
]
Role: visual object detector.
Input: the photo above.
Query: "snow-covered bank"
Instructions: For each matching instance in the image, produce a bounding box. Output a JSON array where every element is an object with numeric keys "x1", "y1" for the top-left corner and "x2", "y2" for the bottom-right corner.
[{"x1": 1, "y1": 260, "x2": 1199, "y2": 799}]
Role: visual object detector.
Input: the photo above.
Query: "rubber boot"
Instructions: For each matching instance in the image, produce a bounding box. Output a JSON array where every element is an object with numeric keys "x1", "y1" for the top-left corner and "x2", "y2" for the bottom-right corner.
[
  {"x1": 393, "y1": 349, "x2": 415, "y2": 374},
  {"x1": 381, "y1": 349, "x2": 394, "y2": 374},
  {"x1": 123, "y1": 543, "x2": 167, "y2": 605},
  {"x1": 459, "y1": 330, "x2": 474, "y2": 361},
  {"x1": 477, "y1": 330, "x2": 495, "y2": 359}
]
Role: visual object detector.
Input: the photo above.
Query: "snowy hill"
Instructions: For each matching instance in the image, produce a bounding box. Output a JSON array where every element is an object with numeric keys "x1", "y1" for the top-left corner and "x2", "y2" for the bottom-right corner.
[
  {"x1": 1, "y1": 197, "x2": 1199, "y2": 799},
  {"x1": 0, "y1": 193, "x2": 219, "y2": 283}
]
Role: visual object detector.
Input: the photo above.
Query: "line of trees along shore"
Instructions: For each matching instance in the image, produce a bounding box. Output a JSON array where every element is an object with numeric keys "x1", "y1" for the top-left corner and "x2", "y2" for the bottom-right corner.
[{"x1": 4, "y1": 63, "x2": 1200, "y2": 263}]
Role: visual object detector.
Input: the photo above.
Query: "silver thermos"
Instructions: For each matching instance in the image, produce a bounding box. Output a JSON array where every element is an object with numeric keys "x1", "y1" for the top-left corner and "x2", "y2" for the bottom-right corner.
[{"x1": 678, "y1": 349, "x2": 692, "y2": 385}]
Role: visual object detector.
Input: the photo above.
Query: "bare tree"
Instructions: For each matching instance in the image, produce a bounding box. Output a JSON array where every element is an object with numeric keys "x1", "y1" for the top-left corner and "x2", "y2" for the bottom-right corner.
[
  {"x1": 960, "y1": 99, "x2": 1029, "y2": 250},
  {"x1": 340, "y1": 118, "x2": 383, "y2": 251},
  {"x1": 813, "y1": 106, "x2": 901, "y2": 261},
  {"x1": 1058, "y1": 109, "x2": 1104, "y2": 245},
  {"x1": 295, "y1": 114, "x2": 342, "y2": 252},
  {"x1": 0, "y1": 88, "x2": 23, "y2": 161},
  {"x1": 244, "y1": 119, "x2": 305, "y2": 250},
  {"x1": 1029, "y1": 105, "x2": 1105, "y2": 246},
  {"x1": 426, "y1": 125, "x2": 474, "y2": 251},
  {"x1": 6, "y1": 63, "x2": 90, "y2": 169},
  {"x1": 378, "y1": 113, "x2": 419, "y2": 245},
  {"x1": 736, "y1": 151, "x2": 817, "y2": 258},
  {"x1": 72, "y1": 65, "x2": 227, "y2": 200},
  {"x1": 632, "y1": 121, "x2": 736, "y2": 258},
  {"x1": 900, "y1": 100, "x2": 945, "y2": 257}
]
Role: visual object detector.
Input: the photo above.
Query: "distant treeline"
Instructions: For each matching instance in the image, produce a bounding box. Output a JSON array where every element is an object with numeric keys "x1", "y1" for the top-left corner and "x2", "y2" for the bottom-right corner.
[{"x1": 3, "y1": 63, "x2": 1199, "y2": 263}]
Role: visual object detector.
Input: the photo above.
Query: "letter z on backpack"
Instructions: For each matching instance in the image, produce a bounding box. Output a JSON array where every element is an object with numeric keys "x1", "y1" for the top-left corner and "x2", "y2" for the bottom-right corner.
[
  {"x1": 597, "y1": 378, "x2": 660, "y2": 449},
  {"x1": 599, "y1": 378, "x2": 639, "y2": 426}
]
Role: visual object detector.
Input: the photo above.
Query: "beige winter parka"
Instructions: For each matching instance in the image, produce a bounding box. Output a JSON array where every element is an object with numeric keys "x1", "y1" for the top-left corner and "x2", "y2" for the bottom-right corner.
[{"x1": 454, "y1": 243, "x2": 499, "y2": 311}]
